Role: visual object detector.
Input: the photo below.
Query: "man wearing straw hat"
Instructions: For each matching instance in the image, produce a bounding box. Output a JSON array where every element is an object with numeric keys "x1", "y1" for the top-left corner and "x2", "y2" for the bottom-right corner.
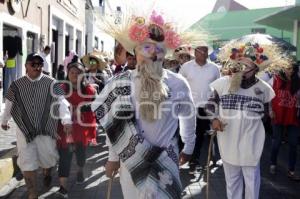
[
  {"x1": 205, "y1": 41, "x2": 291, "y2": 199},
  {"x1": 88, "y1": 9, "x2": 211, "y2": 198}
]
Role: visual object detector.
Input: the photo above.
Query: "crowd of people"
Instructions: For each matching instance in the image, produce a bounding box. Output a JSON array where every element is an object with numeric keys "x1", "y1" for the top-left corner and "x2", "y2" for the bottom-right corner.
[{"x1": 0, "y1": 8, "x2": 300, "y2": 199}]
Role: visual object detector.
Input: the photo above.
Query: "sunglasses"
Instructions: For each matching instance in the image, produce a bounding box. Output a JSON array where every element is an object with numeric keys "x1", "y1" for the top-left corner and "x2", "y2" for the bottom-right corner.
[
  {"x1": 89, "y1": 60, "x2": 98, "y2": 65},
  {"x1": 27, "y1": 62, "x2": 43, "y2": 68}
]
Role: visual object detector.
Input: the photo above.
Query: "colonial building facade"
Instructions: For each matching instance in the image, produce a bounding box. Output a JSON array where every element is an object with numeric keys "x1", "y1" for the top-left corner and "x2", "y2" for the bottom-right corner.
[{"x1": 0, "y1": 0, "x2": 86, "y2": 76}]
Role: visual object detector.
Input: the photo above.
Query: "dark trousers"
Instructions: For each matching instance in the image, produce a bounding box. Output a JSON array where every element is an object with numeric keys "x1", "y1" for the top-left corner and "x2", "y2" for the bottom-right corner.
[
  {"x1": 271, "y1": 124, "x2": 299, "y2": 171},
  {"x1": 58, "y1": 143, "x2": 86, "y2": 177},
  {"x1": 190, "y1": 108, "x2": 210, "y2": 164}
]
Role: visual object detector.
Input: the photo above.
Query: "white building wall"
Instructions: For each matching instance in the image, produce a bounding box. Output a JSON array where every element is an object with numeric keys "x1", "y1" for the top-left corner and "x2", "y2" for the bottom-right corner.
[
  {"x1": 49, "y1": 5, "x2": 85, "y2": 65},
  {"x1": 85, "y1": 8, "x2": 115, "y2": 56},
  {"x1": 0, "y1": 20, "x2": 3, "y2": 106},
  {"x1": 85, "y1": 10, "x2": 95, "y2": 53},
  {"x1": 0, "y1": 20, "x2": 3, "y2": 62},
  {"x1": 0, "y1": 12, "x2": 40, "y2": 77}
]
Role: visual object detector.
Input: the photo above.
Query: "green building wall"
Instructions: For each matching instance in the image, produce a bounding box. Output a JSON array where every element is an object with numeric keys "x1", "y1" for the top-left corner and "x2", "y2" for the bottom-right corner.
[{"x1": 190, "y1": 7, "x2": 293, "y2": 49}]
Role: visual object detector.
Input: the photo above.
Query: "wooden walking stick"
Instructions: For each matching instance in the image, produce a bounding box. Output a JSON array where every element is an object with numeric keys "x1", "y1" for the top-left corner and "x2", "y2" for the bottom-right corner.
[
  {"x1": 206, "y1": 130, "x2": 217, "y2": 199},
  {"x1": 106, "y1": 177, "x2": 113, "y2": 199},
  {"x1": 106, "y1": 172, "x2": 116, "y2": 199}
]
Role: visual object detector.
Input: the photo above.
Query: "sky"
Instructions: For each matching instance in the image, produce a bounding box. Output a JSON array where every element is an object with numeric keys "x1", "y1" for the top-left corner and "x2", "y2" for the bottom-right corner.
[{"x1": 98, "y1": 0, "x2": 296, "y2": 29}]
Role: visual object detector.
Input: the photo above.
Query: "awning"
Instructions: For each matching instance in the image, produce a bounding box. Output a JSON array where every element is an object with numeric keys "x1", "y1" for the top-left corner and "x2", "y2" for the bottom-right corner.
[{"x1": 255, "y1": 6, "x2": 300, "y2": 32}]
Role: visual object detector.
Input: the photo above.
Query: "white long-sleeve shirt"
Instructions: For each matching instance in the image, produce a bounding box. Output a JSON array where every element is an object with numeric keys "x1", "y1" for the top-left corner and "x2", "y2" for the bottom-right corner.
[
  {"x1": 179, "y1": 60, "x2": 220, "y2": 108},
  {"x1": 40, "y1": 52, "x2": 51, "y2": 74},
  {"x1": 108, "y1": 69, "x2": 196, "y2": 161}
]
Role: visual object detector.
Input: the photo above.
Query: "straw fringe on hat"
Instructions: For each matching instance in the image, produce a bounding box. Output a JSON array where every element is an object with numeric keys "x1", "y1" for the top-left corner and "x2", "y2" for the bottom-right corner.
[
  {"x1": 81, "y1": 51, "x2": 108, "y2": 71},
  {"x1": 218, "y1": 41, "x2": 292, "y2": 73},
  {"x1": 98, "y1": 2, "x2": 211, "y2": 56}
]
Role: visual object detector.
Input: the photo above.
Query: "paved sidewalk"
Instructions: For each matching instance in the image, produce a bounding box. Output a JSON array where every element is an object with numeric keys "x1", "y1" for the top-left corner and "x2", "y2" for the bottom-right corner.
[
  {"x1": 0, "y1": 107, "x2": 19, "y2": 193},
  {"x1": 2, "y1": 133, "x2": 300, "y2": 199},
  {"x1": 0, "y1": 107, "x2": 17, "y2": 157}
]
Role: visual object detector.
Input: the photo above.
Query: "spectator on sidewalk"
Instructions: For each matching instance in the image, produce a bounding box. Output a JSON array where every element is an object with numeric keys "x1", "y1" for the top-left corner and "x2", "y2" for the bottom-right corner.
[
  {"x1": 56, "y1": 62, "x2": 97, "y2": 198},
  {"x1": 179, "y1": 44, "x2": 220, "y2": 170},
  {"x1": 90, "y1": 10, "x2": 201, "y2": 198},
  {"x1": 3, "y1": 51, "x2": 17, "y2": 97},
  {"x1": 1, "y1": 53, "x2": 72, "y2": 199},
  {"x1": 40, "y1": 45, "x2": 51, "y2": 76},
  {"x1": 206, "y1": 42, "x2": 290, "y2": 199},
  {"x1": 270, "y1": 63, "x2": 300, "y2": 180}
]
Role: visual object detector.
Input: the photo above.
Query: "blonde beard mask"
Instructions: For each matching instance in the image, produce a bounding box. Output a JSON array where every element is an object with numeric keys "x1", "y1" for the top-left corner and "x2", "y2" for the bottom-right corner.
[{"x1": 135, "y1": 60, "x2": 169, "y2": 122}]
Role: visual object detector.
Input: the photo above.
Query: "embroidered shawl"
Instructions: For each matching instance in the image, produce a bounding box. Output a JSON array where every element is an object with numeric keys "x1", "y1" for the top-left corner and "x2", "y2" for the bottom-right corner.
[{"x1": 92, "y1": 71, "x2": 182, "y2": 198}]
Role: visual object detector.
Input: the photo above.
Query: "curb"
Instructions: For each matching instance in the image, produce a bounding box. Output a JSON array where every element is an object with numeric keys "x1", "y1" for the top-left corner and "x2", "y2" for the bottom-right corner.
[
  {"x1": 0, "y1": 148, "x2": 17, "y2": 188},
  {"x1": 0, "y1": 103, "x2": 20, "y2": 195},
  {"x1": 0, "y1": 158, "x2": 13, "y2": 190}
]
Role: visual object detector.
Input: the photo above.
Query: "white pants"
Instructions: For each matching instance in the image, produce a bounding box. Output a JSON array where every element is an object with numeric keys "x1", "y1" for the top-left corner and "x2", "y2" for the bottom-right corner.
[
  {"x1": 16, "y1": 129, "x2": 59, "y2": 171},
  {"x1": 223, "y1": 161, "x2": 260, "y2": 199},
  {"x1": 119, "y1": 163, "x2": 166, "y2": 199},
  {"x1": 119, "y1": 163, "x2": 139, "y2": 199}
]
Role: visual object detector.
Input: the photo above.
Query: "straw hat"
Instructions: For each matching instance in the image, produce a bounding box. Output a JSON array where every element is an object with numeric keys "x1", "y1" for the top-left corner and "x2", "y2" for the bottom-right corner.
[
  {"x1": 99, "y1": 7, "x2": 209, "y2": 59},
  {"x1": 218, "y1": 41, "x2": 291, "y2": 73},
  {"x1": 81, "y1": 51, "x2": 108, "y2": 71},
  {"x1": 173, "y1": 45, "x2": 194, "y2": 60}
]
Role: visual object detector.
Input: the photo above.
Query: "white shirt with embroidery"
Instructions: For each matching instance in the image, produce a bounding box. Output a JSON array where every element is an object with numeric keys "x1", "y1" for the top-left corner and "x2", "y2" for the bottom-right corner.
[{"x1": 210, "y1": 76, "x2": 275, "y2": 166}]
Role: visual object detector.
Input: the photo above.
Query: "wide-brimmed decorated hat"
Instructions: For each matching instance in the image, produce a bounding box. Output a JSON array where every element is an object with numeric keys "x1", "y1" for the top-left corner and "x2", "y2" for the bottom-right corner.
[
  {"x1": 218, "y1": 40, "x2": 291, "y2": 73},
  {"x1": 99, "y1": 6, "x2": 209, "y2": 61},
  {"x1": 81, "y1": 51, "x2": 108, "y2": 71},
  {"x1": 218, "y1": 39, "x2": 292, "y2": 94}
]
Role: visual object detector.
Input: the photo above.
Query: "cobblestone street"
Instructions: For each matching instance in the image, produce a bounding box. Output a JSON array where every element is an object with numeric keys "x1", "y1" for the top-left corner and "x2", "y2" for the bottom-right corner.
[{"x1": 2, "y1": 133, "x2": 299, "y2": 199}]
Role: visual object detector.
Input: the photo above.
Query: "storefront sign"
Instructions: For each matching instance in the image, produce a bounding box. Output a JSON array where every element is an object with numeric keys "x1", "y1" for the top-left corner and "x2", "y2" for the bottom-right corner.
[{"x1": 57, "y1": 0, "x2": 78, "y2": 17}]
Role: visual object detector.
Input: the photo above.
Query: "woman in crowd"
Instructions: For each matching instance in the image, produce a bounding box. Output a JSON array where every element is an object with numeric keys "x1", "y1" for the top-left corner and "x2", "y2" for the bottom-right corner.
[
  {"x1": 56, "y1": 62, "x2": 97, "y2": 198},
  {"x1": 270, "y1": 63, "x2": 300, "y2": 180}
]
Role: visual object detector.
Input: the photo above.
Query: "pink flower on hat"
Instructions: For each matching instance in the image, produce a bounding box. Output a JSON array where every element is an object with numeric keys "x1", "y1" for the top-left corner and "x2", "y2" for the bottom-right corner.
[
  {"x1": 150, "y1": 10, "x2": 164, "y2": 27},
  {"x1": 129, "y1": 24, "x2": 149, "y2": 42},
  {"x1": 165, "y1": 30, "x2": 181, "y2": 49}
]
